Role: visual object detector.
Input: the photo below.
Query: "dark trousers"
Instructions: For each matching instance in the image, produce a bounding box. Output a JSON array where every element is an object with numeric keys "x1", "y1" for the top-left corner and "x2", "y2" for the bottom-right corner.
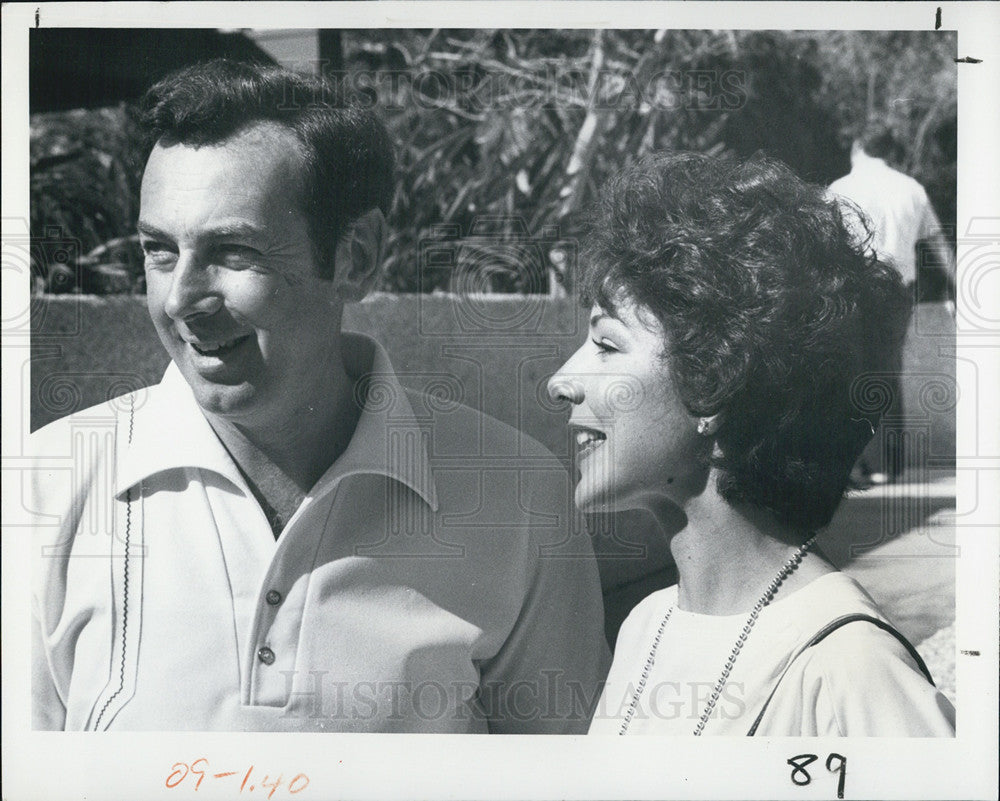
[{"x1": 855, "y1": 284, "x2": 915, "y2": 479}]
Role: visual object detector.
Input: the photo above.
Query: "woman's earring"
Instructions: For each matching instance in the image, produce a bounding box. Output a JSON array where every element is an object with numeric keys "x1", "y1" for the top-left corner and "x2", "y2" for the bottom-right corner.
[{"x1": 697, "y1": 417, "x2": 715, "y2": 436}]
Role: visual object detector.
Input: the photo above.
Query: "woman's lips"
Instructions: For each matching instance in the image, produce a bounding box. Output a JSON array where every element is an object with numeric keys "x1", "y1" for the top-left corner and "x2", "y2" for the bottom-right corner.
[{"x1": 573, "y1": 426, "x2": 607, "y2": 463}]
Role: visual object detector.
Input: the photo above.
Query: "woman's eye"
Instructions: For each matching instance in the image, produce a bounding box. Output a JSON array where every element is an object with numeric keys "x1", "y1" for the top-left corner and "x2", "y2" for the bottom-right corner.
[{"x1": 592, "y1": 338, "x2": 618, "y2": 353}]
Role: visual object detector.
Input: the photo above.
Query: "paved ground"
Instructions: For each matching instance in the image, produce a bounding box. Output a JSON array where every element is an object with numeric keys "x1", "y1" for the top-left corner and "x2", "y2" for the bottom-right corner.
[{"x1": 827, "y1": 472, "x2": 957, "y2": 704}]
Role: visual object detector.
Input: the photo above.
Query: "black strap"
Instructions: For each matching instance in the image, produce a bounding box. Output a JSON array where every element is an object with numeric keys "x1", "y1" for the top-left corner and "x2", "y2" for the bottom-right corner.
[{"x1": 746, "y1": 613, "x2": 934, "y2": 736}]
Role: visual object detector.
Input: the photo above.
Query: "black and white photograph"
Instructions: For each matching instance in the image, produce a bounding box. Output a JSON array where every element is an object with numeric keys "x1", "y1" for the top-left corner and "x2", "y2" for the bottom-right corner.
[{"x1": 2, "y1": 2, "x2": 997, "y2": 799}]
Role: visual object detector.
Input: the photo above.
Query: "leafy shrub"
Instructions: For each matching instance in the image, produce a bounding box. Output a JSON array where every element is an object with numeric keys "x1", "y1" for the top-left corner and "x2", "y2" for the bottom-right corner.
[{"x1": 29, "y1": 29, "x2": 956, "y2": 295}]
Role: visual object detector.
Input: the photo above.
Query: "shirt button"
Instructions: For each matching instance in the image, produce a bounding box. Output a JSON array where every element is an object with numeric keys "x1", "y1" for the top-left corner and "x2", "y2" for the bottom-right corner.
[
  {"x1": 257, "y1": 646, "x2": 275, "y2": 666},
  {"x1": 265, "y1": 590, "x2": 283, "y2": 606}
]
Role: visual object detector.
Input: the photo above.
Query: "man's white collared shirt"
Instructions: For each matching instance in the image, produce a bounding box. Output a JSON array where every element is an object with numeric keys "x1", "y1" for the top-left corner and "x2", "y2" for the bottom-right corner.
[
  {"x1": 30, "y1": 334, "x2": 610, "y2": 733},
  {"x1": 829, "y1": 152, "x2": 943, "y2": 284}
]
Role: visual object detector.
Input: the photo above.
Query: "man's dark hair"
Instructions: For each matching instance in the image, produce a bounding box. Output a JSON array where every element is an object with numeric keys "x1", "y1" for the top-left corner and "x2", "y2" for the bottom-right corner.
[
  {"x1": 138, "y1": 59, "x2": 395, "y2": 279},
  {"x1": 582, "y1": 151, "x2": 911, "y2": 531},
  {"x1": 857, "y1": 122, "x2": 904, "y2": 163}
]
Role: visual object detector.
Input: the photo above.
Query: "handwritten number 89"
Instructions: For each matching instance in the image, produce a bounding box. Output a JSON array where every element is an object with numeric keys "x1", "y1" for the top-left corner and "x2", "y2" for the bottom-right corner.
[{"x1": 787, "y1": 753, "x2": 847, "y2": 798}]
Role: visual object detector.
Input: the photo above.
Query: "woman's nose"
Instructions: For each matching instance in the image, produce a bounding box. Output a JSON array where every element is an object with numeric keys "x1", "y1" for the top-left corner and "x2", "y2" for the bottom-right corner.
[{"x1": 547, "y1": 370, "x2": 584, "y2": 406}]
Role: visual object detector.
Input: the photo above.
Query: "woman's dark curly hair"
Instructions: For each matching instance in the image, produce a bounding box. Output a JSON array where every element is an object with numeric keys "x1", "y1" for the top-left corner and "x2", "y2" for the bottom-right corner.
[{"x1": 582, "y1": 151, "x2": 911, "y2": 531}]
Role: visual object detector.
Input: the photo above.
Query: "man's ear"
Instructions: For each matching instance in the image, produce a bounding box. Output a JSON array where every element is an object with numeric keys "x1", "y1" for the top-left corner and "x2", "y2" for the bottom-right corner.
[{"x1": 332, "y1": 209, "x2": 387, "y2": 303}]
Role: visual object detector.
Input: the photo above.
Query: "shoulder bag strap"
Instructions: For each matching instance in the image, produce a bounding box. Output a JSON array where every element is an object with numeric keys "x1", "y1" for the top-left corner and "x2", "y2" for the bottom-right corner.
[{"x1": 746, "y1": 613, "x2": 934, "y2": 736}]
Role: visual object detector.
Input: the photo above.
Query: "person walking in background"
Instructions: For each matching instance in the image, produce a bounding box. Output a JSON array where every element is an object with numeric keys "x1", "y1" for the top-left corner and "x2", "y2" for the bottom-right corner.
[
  {"x1": 829, "y1": 123, "x2": 955, "y2": 302},
  {"x1": 829, "y1": 124, "x2": 955, "y2": 485}
]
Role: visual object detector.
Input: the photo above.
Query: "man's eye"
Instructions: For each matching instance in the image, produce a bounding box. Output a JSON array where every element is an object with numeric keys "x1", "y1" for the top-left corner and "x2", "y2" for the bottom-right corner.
[
  {"x1": 592, "y1": 338, "x2": 618, "y2": 353},
  {"x1": 215, "y1": 244, "x2": 261, "y2": 267},
  {"x1": 141, "y1": 242, "x2": 176, "y2": 264}
]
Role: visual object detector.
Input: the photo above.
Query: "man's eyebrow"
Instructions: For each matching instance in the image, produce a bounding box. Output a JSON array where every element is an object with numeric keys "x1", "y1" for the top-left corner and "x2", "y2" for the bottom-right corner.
[
  {"x1": 202, "y1": 222, "x2": 267, "y2": 240},
  {"x1": 136, "y1": 221, "x2": 266, "y2": 241},
  {"x1": 136, "y1": 221, "x2": 171, "y2": 240}
]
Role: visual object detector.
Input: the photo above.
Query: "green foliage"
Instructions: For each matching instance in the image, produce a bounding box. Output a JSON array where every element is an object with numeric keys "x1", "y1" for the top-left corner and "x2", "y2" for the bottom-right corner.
[
  {"x1": 29, "y1": 29, "x2": 957, "y2": 294},
  {"x1": 31, "y1": 106, "x2": 147, "y2": 293},
  {"x1": 804, "y1": 30, "x2": 957, "y2": 234}
]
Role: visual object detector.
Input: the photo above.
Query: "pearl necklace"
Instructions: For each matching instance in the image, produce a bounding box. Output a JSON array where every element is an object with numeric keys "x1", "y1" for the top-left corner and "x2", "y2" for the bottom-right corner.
[{"x1": 619, "y1": 534, "x2": 817, "y2": 736}]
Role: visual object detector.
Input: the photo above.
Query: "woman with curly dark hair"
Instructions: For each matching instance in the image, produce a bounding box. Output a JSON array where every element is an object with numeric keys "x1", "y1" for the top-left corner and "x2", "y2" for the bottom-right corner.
[{"x1": 548, "y1": 152, "x2": 955, "y2": 736}]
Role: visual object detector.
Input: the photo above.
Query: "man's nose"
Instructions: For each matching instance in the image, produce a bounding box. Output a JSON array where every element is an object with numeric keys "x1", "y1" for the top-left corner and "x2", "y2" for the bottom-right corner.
[
  {"x1": 162, "y1": 255, "x2": 223, "y2": 321},
  {"x1": 547, "y1": 370, "x2": 585, "y2": 406}
]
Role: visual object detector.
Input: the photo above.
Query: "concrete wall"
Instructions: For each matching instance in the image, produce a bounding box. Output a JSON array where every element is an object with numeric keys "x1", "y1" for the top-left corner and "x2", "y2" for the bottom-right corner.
[
  {"x1": 28, "y1": 294, "x2": 957, "y2": 643},
  {"x1": 29, "y1": 293, "x2": 958, "y2": 456}
]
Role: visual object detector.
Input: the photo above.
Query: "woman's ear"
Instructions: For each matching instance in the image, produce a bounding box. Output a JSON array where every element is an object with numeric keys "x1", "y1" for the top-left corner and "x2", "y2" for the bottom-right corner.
[{"x1": 332, "y1": 208, "x2": 387, "y2": 302}]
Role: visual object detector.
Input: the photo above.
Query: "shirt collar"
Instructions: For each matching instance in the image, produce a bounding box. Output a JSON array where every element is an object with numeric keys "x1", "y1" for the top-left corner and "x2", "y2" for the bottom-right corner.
[
  {"x1": 313, "y1": 333, "x2": 439, "y2": 510},
  {"x1": 114, "y1": 333, "x2": 438, "y2": 511},
  {"x1": 113, "y1": 364, "x2": 245, "y2": 497},
  {"x1": 851, "y1": 150, "x2": 888, "y2": 171}
]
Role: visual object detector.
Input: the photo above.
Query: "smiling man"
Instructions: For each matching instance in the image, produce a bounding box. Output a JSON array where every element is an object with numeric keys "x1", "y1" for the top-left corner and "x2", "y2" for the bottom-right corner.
[
  {"x1": 137, "y1": 120, "x2": 365, "y2": 535},
  {"x1": 30, "y1": 60, "x2": 609, "y2": 732}
]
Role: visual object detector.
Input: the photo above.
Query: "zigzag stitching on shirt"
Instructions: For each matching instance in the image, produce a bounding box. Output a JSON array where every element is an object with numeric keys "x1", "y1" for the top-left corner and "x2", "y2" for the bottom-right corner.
[{"x1": 93, "y1": 394, "x2": 134, "y2": 731}]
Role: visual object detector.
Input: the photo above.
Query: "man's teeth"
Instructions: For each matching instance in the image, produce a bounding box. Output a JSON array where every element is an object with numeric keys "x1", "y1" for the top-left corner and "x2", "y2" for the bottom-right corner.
[
  {"x1": 191, "y1": 338, "x2": 241, "y2": 354},
  {"x1": 576, "y1": 430, "x2": 606, "y2": 446}
]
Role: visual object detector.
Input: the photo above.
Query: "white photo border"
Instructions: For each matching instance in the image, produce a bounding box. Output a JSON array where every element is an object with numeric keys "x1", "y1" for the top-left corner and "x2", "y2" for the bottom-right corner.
[{"x1": 2, "y1": 3, "x2": 998, "y2": 799}]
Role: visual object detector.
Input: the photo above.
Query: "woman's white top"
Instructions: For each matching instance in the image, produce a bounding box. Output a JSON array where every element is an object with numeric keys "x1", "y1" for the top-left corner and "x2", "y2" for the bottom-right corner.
[{"x1": 590, "y1": 572, "x2": 955, "y2": 736}]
